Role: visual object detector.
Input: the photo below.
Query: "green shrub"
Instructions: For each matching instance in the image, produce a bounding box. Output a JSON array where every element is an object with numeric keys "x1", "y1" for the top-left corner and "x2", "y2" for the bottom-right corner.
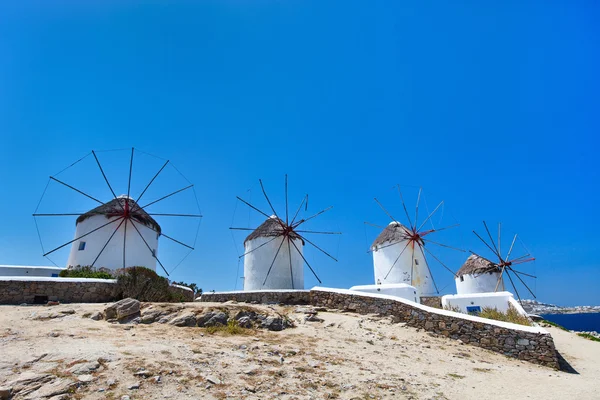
[
  {"x1": 114, "y1": 266, "x2": 177, "y2": 302},
  {"x1": 59, "y1": 265, "x2": 114, "y2": 279},
  {"x1": 577, "y1": 333, "x2": 600, "y2": 342},
  {"x1": 204, "y1": 319, "x2": 249, "y2": 335},
  {"x1": 478, "y1": 305, "x2": 532, "y2": 326}
]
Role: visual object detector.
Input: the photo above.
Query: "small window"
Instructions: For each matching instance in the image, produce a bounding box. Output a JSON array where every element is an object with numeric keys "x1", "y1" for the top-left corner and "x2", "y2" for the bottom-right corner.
[
  {"x1": 156, "y1": 233, "x2": 160, "y2": 240},
  {"x1": 460, "y1": 276, "x2": 464, "y2": 282},
  {"x1": 414, "y1": 259, "x2": 419, "y2": 265},
  {"x1": 78, "y1": 242, "x2": 86, "y2": 251}
]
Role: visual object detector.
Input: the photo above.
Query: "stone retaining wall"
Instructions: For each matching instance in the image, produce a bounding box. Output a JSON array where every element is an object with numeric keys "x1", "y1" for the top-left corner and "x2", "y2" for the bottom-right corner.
[
  {"x1": 0, "y1": 278, "x2": 118, "y2": 304},
  {"x1": 198, "y1": 290, "x2": 311, "y2": 305},
  {"x1": 169, "y1": 285, "x2": 195, "y2": 302},
  {"x1": 199, "y1": 287, "x2": 559, "y2": 369},
  {"x1": 0, "y1": 279, "x2": 196, "y2": 304},
  {"x1": 419, "y1": 296, "x2": 442, "y2": 308}
]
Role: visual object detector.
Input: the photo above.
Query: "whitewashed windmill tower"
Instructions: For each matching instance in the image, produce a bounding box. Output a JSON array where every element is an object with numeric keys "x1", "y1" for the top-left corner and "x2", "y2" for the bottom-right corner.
[
  {"x1": 231, "y1": 175, "x2": 340, "y2": 290},
  {"x1": 455, "y1": 254, "x2": 504, "y2": 294},
  {"x1": 33, "y1": 148, "x2": 202, "y2": 275},
  {"x1": 458, "y1": 222, "x2": 536, "y2": 302},
  {"x1": 368, "y1": 186, "x2": 463, "y2": 299},
  {"x1": 66, "y1": 196, "x2": 161, "y2": 271}
]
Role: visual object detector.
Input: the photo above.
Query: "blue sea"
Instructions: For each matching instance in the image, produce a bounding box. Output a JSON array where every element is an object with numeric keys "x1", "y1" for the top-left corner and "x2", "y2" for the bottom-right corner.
[{"x1": 541, "y1": 312, "x2": 600, "y2": 332}]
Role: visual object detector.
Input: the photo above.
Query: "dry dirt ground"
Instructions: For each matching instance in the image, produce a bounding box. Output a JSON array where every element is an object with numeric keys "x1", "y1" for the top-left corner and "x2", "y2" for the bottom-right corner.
[{"x1": 1, "y1": 302, "x2": 599, "y2": 400}]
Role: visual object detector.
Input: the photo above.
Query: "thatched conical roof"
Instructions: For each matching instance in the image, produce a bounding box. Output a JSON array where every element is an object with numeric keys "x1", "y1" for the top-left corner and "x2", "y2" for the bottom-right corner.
[
  {"x1": 244, "y1": 216, "x2": 303, "y2": 245},
  {"x1": 456, "y1": 254, "x2": 501, "y2": 277},
  {"x1": 371, "y1": 222, "x2": 410, "y2": 250},
  {"x1": 76, "y1": 196, "x2": 161, "y2": 233}
]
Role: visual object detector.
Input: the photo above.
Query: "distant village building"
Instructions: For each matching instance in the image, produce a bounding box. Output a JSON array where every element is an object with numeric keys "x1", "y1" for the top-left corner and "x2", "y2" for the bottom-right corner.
[
  {"x1": 243, "y1": 216, "x2": 304, "y2": 290},
  {"x1": 66, "y1": 195, "x2": 160, "y2": 271},
  {"x1": 371, "y1": 222, "x2": 435, "y2": 299},
  {"x1": 455, "y1": 254, "x2": 504, "y2": 295}
]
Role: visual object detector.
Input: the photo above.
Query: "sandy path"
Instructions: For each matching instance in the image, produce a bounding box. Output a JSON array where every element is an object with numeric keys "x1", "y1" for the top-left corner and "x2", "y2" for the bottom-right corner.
[{"x1": 0, "y1": 303, "x2": 598, "y2": 399}]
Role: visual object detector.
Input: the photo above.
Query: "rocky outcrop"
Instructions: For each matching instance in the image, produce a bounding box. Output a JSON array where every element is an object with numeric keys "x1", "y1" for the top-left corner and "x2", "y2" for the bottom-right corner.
[
  {"x1": 104, "y1": 298, "x2": 141, "y2": 321},
  {"x1": 200, "y1": 288, "x2": 560, "y2": 369}
]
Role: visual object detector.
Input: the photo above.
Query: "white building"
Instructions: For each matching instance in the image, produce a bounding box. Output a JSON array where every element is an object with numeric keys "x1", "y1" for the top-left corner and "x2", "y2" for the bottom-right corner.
[
  {"x1": 243, "y1": 216, "x2": 304, "y2": 290},
  {"x1": 371, "y1": 222, "x2": 435, "y2": 298},
  {"x1": 455, "y1": 254, "x2": 504, "y2": 295},
  {"x1": 0, "y1": 265, "x2": 65, "y2": 277},
  {"x1": 66, "y1": 196, "x2": 159, "y2": 271}
]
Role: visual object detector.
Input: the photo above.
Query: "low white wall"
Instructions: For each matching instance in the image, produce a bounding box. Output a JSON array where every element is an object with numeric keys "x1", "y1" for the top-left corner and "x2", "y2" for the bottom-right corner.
[
  {"x1": 0, "y1": 265, "x2": 66, "y2": 278},
  {"x1": 349, "y1": 283, "x2": 418, "y2": 303},
  {"x1": 441, "y1": 291, "x2": 525, "y2": 315}
]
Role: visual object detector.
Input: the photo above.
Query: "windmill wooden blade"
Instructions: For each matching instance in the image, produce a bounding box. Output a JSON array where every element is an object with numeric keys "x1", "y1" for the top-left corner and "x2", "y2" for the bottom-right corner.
[
  {"x1": 130, "y1": 219, "x2": 169, "y2": 276},
  {"x1": 506, "y1": 234, "x2": 518, "y2": 261},
  {"x1": 422, "y1": 238, "x2": 465, "y2": 252},
  {"x1": 494, "y1": 266, "x2": 506, "y2": 292},
  {"x1": 420, "y1": 244, "x2": 440, "y2": 294},
  {"x1": 414, "y1": 187, "x2": 422, "y2": 229},
  {"x1": 259, "y1": 178, "x2": 280, "y2": 220},
  {"x1": 292, "y1": 206, "x2": 333, "y2": 228},
  {"x1": 92, "y1": 150, "x2": 121, "y2": 210},
  {"x1": 290, "y1": 195, "x2": 307, "y2": 226},
  {"x1": 43, "y1": 216, "x2": 124, "y2": 257},
  {"x1": 92, "y1": 218, "x2": 126, "y2": 267},
  {"x1": 236, "y1": 196, "x2": 272, "y2": 220},
  {"x1": 422, "y1": 246, "x2": 457, "y2": 277},
  {"x1": 503, "y1": 269, "x2": 523, "y2": 305},
  {"x1": 127, "y1": 147, "x2": 134, "y2": 198},
  {"x1": 298, "y1": 234, "x2": 338, "y2": 262},
  {"x1": 417, "y1": 201, "x2": 444, "y2": 232},
  {"x1": 122, "y1": 219, "x2": 128, "y2": 269},
  {"x1": 482, "y1": 221, "x2": 501, "y2": 259},
  {"x1": 473, "y1": 230, "x2": 502, "y2": 260},
  {"x1": 286, "y1": 236, "x2": 294, "y2": 289},
  {"x1": 49, "y1": 177, "x2": 104, "y2": 205},
  {"x1": 135, "y1": 159, "x2": 169, "y2": 205},
  {"x1": 374, "y1": 197, "x2": 397, "y2": 223},
  {"x1": 396, "y1": 185, "x2": 414, "y2": 228},
  {"x1": 262, "y1": 237, "x2": 286, "y2": 287},
  {"x1": 285, "y1": 174, "x2": 289, "y2": 225},
  {"x1": 383, "y1": 240, "x2": 411, "y2": 280},
  {"x1": 238, "y1": 235, "x2": 280, "y2": 259},
  {"x1": 507, "y1": 266, "x2": 537, "y2": 298},
  {"x1": 289, "y1": 237, "x2": 322, "y2": 284}
]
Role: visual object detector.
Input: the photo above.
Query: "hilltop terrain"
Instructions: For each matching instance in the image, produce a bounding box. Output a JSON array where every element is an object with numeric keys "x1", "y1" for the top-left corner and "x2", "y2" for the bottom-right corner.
[{"x1": 0, "y1": 302, "x2": 599, "y2": 400}]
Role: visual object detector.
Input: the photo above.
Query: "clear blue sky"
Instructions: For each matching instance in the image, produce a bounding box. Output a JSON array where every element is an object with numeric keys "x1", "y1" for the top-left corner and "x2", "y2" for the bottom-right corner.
[{"x1": 0, "y1": 1, "x2": 598, "y2": 306}]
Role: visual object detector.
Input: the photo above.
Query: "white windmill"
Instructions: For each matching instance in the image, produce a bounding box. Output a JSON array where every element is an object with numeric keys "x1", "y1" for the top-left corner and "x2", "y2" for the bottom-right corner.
[{"x1": 230, "y1": 175, "x2": 340, "y2": 290}]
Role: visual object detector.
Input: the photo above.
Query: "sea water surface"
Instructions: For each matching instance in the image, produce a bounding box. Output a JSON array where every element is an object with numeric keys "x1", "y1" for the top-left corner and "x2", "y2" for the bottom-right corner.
[{"x1": 540, "y1": 312, "x2": 600, "y2": 332}]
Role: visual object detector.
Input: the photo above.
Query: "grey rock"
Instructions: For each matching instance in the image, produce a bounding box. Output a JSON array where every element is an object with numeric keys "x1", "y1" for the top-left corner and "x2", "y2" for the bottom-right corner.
[
  {"x1": 133, "y1": 370, "x2": 152, "y2": 378},
  {"x1": 24, "y1": 378, "x2": 74, "y2": 399},
  {"x1": 104, "y1": 298, "x2": 141, "y2": 321},
  {"x1": 127, "y1": 383, "x2": 140, "y2": 390},
  {"x1": 262, "y1": 316, "x2": 284, "y2": 331},
  {"x1": 305, "y1": 314, "x2": 324, "y2": 323},
  {"x1": 78, "y1": 374, "x2": 94, "y2": 383},
  {"x1": 205, "y1": 375, "x2": 221, "y2": 385},
  {"x1": 69, "y1": 361, "x2": 100, "y2": 375},
  {"x1": 121, "y1": 396, "x2": 131, "y2": 400},
  {"x1": 60, "y1": 309, "x2": 75, "y2": 315},
  {"x1": 196, "y1": 312, "x2": 216, "y2": 327},
  {"x1": 237, "y1": 316, "x2": 253, "y2": 328},
  {"x1": 89, "y1": 312, "x2": 103, "y2": 321},
  {"x1": 170, "y1": 313, "x2": 197, "y2": 327},
  {"x1": 203, "y1": 312, "x2": 228, "y2": 327},
  {"x1": 517, "y1": 338, "x2": 530, "y2": 346}
]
